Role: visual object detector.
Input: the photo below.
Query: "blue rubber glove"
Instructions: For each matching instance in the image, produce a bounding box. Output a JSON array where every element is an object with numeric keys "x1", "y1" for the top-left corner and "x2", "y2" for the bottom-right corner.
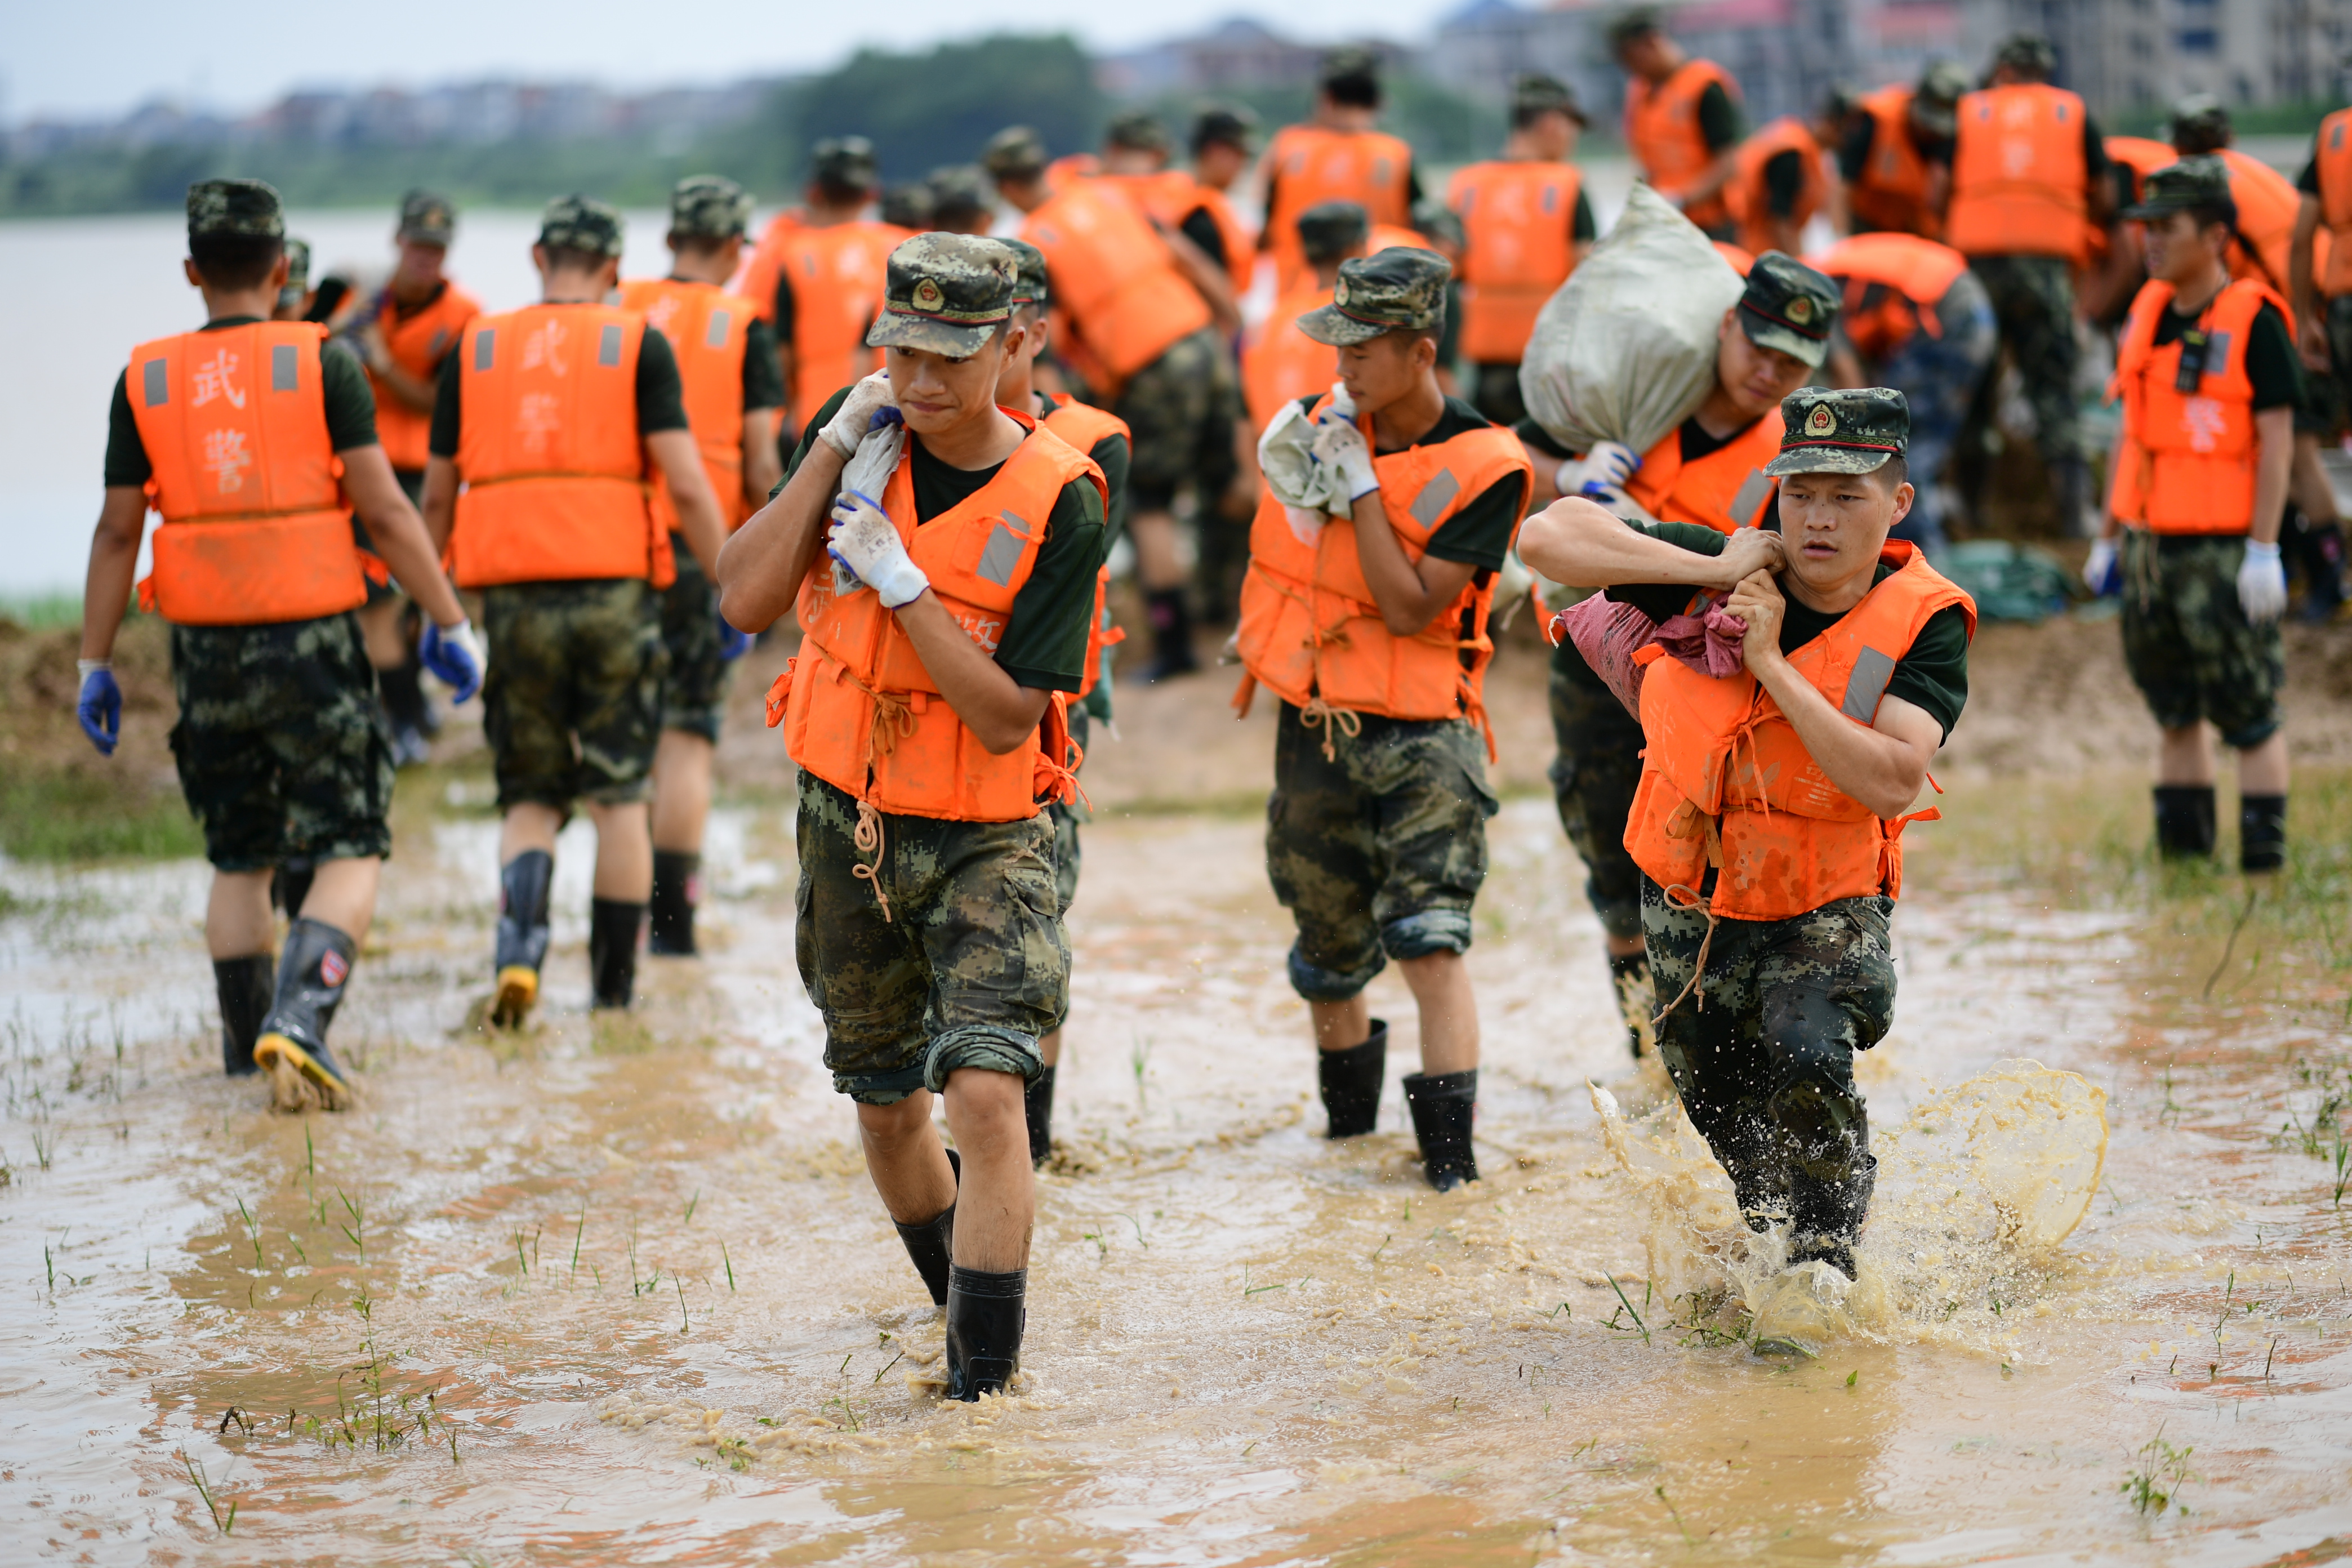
[
  {"x1": 77, "y1": 663, "x2": 121, "y2": 756},
  {"x1": 2082, "y1": 537, "x2": 2122, "y2": 598},
  {"x1": 418, "y1": 619, "x2": 484, "y2": 703},
  {"x1": 717, "y1": 614, "x2": 752, "y2": 662}
]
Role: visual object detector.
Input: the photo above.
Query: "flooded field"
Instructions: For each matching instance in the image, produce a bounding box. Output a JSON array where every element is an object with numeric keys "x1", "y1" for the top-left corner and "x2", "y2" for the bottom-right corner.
[{"x1": 6, "y1": 716, "x2": 2352, "y2": 1567}]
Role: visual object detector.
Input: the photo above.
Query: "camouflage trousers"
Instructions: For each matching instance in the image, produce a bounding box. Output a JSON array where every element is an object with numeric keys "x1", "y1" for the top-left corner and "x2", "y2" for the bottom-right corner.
[
  {"x1": 1873, "y1": 268, "x2": 1998, "y2": 554},
  {"x1": 2121, "y1": 531, "x2": 2286, "y2": 749},
  {"x1": 794, "y1": 773, "x2": 1064, "y2": 1104},
  {"x1": 658, "y1": 535, "x2": 732, "y2": 743},
  {"x1": 1113, "y1": 326, "x2": 1241, "y2": 509},
  {"x1": 1643, "y1": 879, "x2": 1894, "y2": 1211},
  {"x1": 170, "y1": 613, "x2": 394, "y2": 872},
  {"x1": 1548, "y1": 638, "x2": 1647, "y2": 943},
  {"x1": 1969, "y1": 253, "x2": 2084, "y2": 465},
  {"x1": 1266, "y1": 703, "x2": 1499, "y2": 1003},
  {"x1": 482, "y1": 579, "x2": 666, "y2": 811}
]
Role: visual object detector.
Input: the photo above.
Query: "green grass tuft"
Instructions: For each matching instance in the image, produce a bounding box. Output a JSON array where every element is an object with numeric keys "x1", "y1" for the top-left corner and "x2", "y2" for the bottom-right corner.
[{"x1": 0, "y1": 770, "x2": 202, "y2": 862}]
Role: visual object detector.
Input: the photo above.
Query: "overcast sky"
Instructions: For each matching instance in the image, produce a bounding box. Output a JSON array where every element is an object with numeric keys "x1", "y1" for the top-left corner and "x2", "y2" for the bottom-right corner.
[{"x1": 5, "y1": 1, "x2": 1467, "y2": 123}]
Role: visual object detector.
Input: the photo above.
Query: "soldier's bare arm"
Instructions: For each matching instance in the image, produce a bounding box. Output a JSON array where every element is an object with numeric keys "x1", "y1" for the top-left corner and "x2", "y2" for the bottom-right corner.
[
  {"x1": 647, "y1": 428, "x2": 728, "y2": 575},
  {"x1": 741, "y1": 411, "x2": 783, "y2": 512},
  {"x1": 342, "y1": 445, "x2": 465, "y2": 627},
  {"x1": 1349, "y1": 490, "x2": 1480, "y2": 636},
  {"x1": 78, "y1": 488, "x2": 149, "y2": 663},
  {"x1": 421, "y1": 456, "x2": 458, "y2": 556},
  {"x1": 1520, "y1": 497, "x2": 1782, "y2": 587},
  {"x1": 2252, "y1": 406, "x2": 2293, "y2": 547},
  {"x1": 892, "y1": 596, "x2": 1054, "y2": 755},
  {"x1": 1164, "y1": 226, "x2": 1241, "y2": 338},
  {"x1": 714, "y1": 430, "x2": 842, "y2": 632},
  {"x1": 2292, "y1": 196, "x2": 2329, "y2": 371}
]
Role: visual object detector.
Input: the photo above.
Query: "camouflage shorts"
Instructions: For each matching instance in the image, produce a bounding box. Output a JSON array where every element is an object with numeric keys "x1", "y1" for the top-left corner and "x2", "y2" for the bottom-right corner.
[
  {"x1": 1113, "y1": 326, "x2": 1241, "y2": 509},
  {"x1": 1045, "y1": 705, "x2": 1091, "y2": 912},
  {"x1": 2120, "y1": 531, "x2": 2285, "y2": 749},
  {"x1": 1642, "y1": 879, "x2": 1894, "y2": 1192},
  {"x1": 169, "y1": 613, "x2": 394, "y2": 872},
  {"x1": 1548, "y1": 638, "x2": 1647, "y2": 942},
  {"x1": 795, "y1": 773, "x2": 1065, "y2": 1104},
  {"x1": 1969, "y1": 253, "x2": 2082, "y2": 464},
  {"x1": 1266, "y1": 703, "x2": 1499, "y2": 1003},
  {"x1": 658, "y1": 536, "x2": 732, "y2": 742},
  {"x1": 482, "y1": 579, "x2": 666, "y2": 811},
  {"x1": 2296, "y1": 295, "x2": 2352, "y2": 436}
]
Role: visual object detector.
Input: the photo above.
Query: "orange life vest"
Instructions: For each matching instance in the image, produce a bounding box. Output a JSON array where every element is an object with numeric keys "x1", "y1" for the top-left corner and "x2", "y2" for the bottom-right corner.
[
  {"x1": 2215, "y1": 146, "x2": 2308, "y2": 295},
  {"x1": 772, "y1": 410, "x2": 1104, "y2": 822},
  {"x1": 1370, "y1": 223, "x2": 1432, "y2": 260},
  {"x1": 2107, "y1": 276, "x2": 2289, "y2": 536},
  {"x1": 1726, "y1": 117, "x2": 1828, "y2": 257},
  {"x1": 1046, "y1": 154, "x2": 1101, "y2": 195},
  {"x1": 1806, "y1": 233, "x2": 1971, "y2": 359},
  {"x1": 1714, "y1": 240, "x2": 1758, "y2": 275},
  {"x1": 737, "y1": 209, "x2": 803, "y2": 324},
  {"x1": 1235, "y1": 393, "x2": 1531, "y2": 751},
  {"x1": 1627, "y1": 411, "x2": 1784, "y2": 534},
  {"x1": 1102, "y1": 170, "x2": 1255, "y2": 296},
  {"x1": 1243, "y1": 283, "x2": 1339, "y2": 433},
  {"x1": 769, "y1": 221, "x2": 910, "y2": 423},
  {"x1": 1448, "y1": 159, "x2": 1582, "y2": 364},
  {"x1": 1947, "y1": 83, "x2": 2090, "y2": 262},
  {"x1": 1039, "y1": 394, "x2": 1130, "y2": 698},
  {"x1": 367, "y1": 280, "x2": 480, "y2": 472},
  {"x1": 2315, "y1": 109, "x2": 2352, "y2": 297},
  {"x1": 1190, "y1": 182, "x2": 1259, "y2": 297},
  {"x1": 448, "y1": 302, "x2": 672, "y2": 590},
  {"x1": 1022, "y1": 181, "x2": 1213, "y2": 386},
  {"x1": 619, "y1": 277, "x2": 760, "y2": 532},
  {"x1": 1623, "y1": 541, "x2": 1976, "y2": 921},
  {"x1": 126, "y1": 322, "x2": 368, "y2": 626},
  {"x1": 1625, "y1": 59, "x2": 1740, "y2": 231},
  {"x1": 1847, "y1": 87, "x2": 1940, "y2": 239},
  {"x1": 2091, "y1": 136, "x2": 2181, "y2": 274},
  {"x1": 1264, "y1": 124, "x2": 1415, "y2": 290}
]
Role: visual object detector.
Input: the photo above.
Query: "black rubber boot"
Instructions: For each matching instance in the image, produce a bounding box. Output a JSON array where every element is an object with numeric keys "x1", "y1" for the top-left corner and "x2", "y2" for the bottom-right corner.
[
  {"x1": 589, "y1": 898, "x2": 644, "y2": 1010},
  {"x1": 213, "y1": 954, "x2": 275, "y2": 1077},
  {"x1": 492, "y1": 850, "x2": 554, "y2": 1026},
  {"x1": 1608, "y1": 951, "x2": 1656, "y2": 1059},
  {"x1": 894, "y1": 1148, "x2": 961, "y2": 1306},
  {"x1": 2292, "y1": 514, "x2": 2346, "y2": 621},
  {"x1": 2153, "y1": 785, "x2": 2217, "y2": 860},
  {"x1": 945, "y1": 1265, "x2": 1027, "y2": 1401},
  {"x1": 1139, "y1": 588, "x2": 1197, "y2": 682},
  {"x1": 1318, "y1": 1021, "x2": 1387, "y2": 1138},
  {"x1": 1024, "y1": 1066, "x2": 1056, "y2": 1167},
  {"x1": 253, "y1": 917, "x2": 358, "y2": 1109},
  {"x1": 648, "y1": 850, "x2": 701, "y2": 956},
  {"x1": 2241, "y1": 794, "x2": 2287, "y2": 874},
  {"x1": 1788, "y1": 1155, "x2": 1876, "y2": 1280},
  {"x1": 271, "y1": 858, "x2": 315, "y2": 918},
  {"x1": 1404, "y1": 1068, "x2": 1478, "y2": 1191}
]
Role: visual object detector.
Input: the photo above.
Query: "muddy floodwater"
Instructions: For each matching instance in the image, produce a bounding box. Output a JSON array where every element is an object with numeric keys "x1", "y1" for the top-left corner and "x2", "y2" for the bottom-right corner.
[{"x1": 5, "y1": 770, "x2": 2352, "y2": 1565}]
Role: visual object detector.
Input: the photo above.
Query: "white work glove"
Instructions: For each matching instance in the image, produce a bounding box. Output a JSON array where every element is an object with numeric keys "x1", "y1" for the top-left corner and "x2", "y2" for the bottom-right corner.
[
  {"x1": 2082, "y1": 537, "x2": 2120, "y2": 597},
  {"x1": 818, "y1": 372, "x2": 902, "y2": 460},
  {"x1": 2238, "y1": 538, "x2": 2287, "y2": 626},
  {"x1": 1556, "y1": 440, "x2": 1640, "y2": 502},
  {"x1": 1311, "y1": 409, "x2": 1380, "y2": 502},
  {"x1": 826, "y1": 489, "x2": 929, "y2": 609}
]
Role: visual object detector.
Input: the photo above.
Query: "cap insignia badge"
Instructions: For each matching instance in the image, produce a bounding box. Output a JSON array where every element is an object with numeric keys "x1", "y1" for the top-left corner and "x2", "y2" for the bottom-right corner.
[
  {"x1": 1788, "y1": 296, "x2": 1815, "y2": 324},
  {"x1": 1334, "y1": 279, "x2": 1351, "y2": 307},
  {"x1": 912, "y1": 278, "x2": 944, "y2": 311},
  {"x1": 1806, "y1": 403, "x2": 1837, "y2": 436}
]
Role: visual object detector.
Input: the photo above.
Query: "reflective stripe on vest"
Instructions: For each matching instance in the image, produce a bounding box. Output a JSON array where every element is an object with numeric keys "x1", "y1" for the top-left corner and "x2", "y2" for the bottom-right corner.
[
  {"x1": 1623, "y1": 543, "x2": 1978, "y2": 921},
  {"x1": 1847, "y1": 87, "x2": 1939, "y2": 238},
  {"x1": 781, "y1": 410, "x2": 1108, "y2": 822},
  {"x1": 1266, "y1": 124, "x2": 1416, "y2": 291},
  {"x1": 1040, "y1": 397, "x2": 1132, "y2": 698},
  {"x1": 1807, "y1": 233, "x2": 1971, "y2": 358},
  {"x1": 451, "y1": 303, "x2": 669, "y2": 589},
  {"x1": 2107, "y1": 277, "x2": 2286, "y2": 536},
  {"x1": 1022, "y1": 184, "x2": 1213, "y2": 384},
  {"x1": 368, "y1": 281, "x2": 480, "y2": 472},
  {"x1": 1243, "y1": 285, "x2": 1339, "y2": 433},
  {"x1": 618, "y1": 277, "x2": 758, "y2": 531},
  {"x1": 1236, "y1": 397, "x2": 1531, "y2": 738},
  {"x1": 1625, "y1": 412, "x2": 1784, "y2": 535},
  {"x1": 1448, "y1": 159, "x2": 1582, "y2": 364},
  {"x1": 126, "y1": 322, "x2": 367, "y2": 626},
  {"x1": 1625, "y1": 59, "x2": 1739, "y2": 229},
  {"x1": 2318, "y1": 110, "x2": 2352, "y2": 297},
  {"x1": 1726, "y1": 117, "x2": 1828, "y2": 257},
  {"x1": 1947, "y1": 84, "x2": 2090, "y2": 261}
]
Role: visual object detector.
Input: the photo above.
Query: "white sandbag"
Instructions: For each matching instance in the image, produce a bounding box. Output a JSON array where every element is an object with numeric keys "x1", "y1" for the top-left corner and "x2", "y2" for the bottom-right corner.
[{"x1": 1518, "y1": 184, "x2": 1746, "y2": 457}]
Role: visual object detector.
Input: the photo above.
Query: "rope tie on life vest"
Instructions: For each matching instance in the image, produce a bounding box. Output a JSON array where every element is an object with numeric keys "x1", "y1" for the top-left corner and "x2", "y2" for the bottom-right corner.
[
  {"x1": 839, "y1": 668, "x2": 919, "y2": 923},
  {"x1": 1651, "y1": 801, "x2": 1726, "y2": 1027},
  {"x1": 1298, "y1": 695, "x2": 1361, "y2": 762},
  {"x1": 851, "y1": 798, "x2": 892, "y2": 924}
]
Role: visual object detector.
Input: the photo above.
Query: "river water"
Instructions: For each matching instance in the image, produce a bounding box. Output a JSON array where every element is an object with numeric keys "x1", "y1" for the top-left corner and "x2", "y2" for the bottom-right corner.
[{"x1": 4, "y1": 770, "x2": 2349, "y2": 1563}]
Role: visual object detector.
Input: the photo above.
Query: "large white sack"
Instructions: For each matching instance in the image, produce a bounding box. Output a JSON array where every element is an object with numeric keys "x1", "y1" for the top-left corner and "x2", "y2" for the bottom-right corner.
[{"x1": 1518, "y1": 183, "x2": 1746, "y2": 457}]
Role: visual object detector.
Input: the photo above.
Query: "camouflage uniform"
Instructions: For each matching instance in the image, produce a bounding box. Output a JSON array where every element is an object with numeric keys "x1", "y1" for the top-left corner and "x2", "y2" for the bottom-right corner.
[
  {"x1": 1547, "y1": 640, "x2": 1647, "y2": 943},
  {"x1": 170, "y1": 616, "x2": 395, "y2": 872},
  {"x1": 2121, "y1": 532, "x2": 2285, "y2": 748},
  {"x1": 482, "y1": 580, "x2": 666, "y2": 809},
  {"x1": 1114, "y1": 324, "x2": 1241, "y2": 506},
  {"x1": 1968, "y1": 253, "x2": 2083, "y2": 466},
  {"x1": 1267, "y1": 706, "x2": 1500, "y2": 1000}
]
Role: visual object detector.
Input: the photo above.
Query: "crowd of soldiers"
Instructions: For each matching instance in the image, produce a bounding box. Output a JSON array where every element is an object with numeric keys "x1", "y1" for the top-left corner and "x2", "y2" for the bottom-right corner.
[{"x1": 70, "y1": 14, "x2": 2351, "y2": 1390}]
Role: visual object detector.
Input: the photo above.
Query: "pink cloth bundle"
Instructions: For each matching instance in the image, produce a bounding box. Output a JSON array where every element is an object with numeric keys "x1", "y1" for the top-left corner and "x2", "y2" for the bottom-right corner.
[{"x1": 1552, "y1": 594, "x2": 1747, "y2": 716}]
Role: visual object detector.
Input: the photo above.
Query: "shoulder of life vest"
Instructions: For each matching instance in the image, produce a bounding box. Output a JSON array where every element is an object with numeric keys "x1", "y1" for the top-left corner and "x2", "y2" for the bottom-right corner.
[
  {"x1": 1633, "y1": 413, "x2": 1782, "y2": 533},
  {"x1": 1041, "y1": 397, "x2": 1132, "y2": 452}
]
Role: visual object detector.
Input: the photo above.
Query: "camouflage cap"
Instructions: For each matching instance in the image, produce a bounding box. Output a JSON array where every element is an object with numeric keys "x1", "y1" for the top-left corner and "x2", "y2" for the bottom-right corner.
[
  {"x1": 881, "y1": 182, "x2": 937, "y2": 231},
  {"x1": 1106, "y1": 110, "x2": 1171, "y2": 155},
  {"x1": 867, "y1": 233, "x2": 1018, "y2": 355},
  {"x1": 1606, "y1": 5, "x2": 1665, "y2": 48},
  {"x1": 1738, "y1": 251, "x2": 1839, "y2": 368},
  {"x1": 1513, "y1": 73, "x2": 1588, "y2": 127},
  {"x1": 398, "y1": 188, "x2": 456, "y2": 244},
  {"x1": 982, "y1": 126, "x2": 1049, "y2": 181},
  {"x1": 1298, "y1": 246, "x2": 1450, "y2": 347},
  {"x1": 810, "y1": 135, "x2": 880, "y2": 192},
  {"x1": 1766, "y1": 387, "x2": 1910, "y2": 476},
  {"x1": 1911, "y1": 60, "x2": 1971, "y2": 135},
  {"x1": 537, "y1": 194, "x2": 625, "y2": 259},
  {"x1": 1297, "y1": 200, "x2": 1369, "y2": 264},
  {"x1": 1320, "y1": 46, "x2": 1384, "y2": 88},
  {"x1": 278, "y1": 238, "x2": 311, "y2": 309},
  {"x1": 188, "y1": 178, "x2": 283, "y2": 241},
  {"x1": 2122, "y1": 153, "x2": 2238, "y2": 225},
  {"x1": 669, "y1": 174, "x2": 754, "y2": 240},
  {"x1": 1409, "y1": 198, "x2": 1466, "y2": 252},
  {"x1": 928, "y1": 165, "x2": 997, "y2": 225},
  {"x1": 1001, "y1": 237, "x2": 1050, "y2": 308},
  {"x1": 1192, "y1": 103, "x2": 1258, "y2": 154},
  {"x1": 1992, "y1": 32, "x2": 2057, "y2": 80},
  {"x1": 2168, "y1": 91, "x2": 2231, "y2": 154}
]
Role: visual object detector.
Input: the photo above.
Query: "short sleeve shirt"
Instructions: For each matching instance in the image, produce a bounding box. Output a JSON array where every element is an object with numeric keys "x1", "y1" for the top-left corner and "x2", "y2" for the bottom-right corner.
[
  {"x1": 2151, "y1": 296, "x2": 2302, "y2": 412},
  {"x1": 105, "y1": 316, "x2": 378, "y2": 486}
]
